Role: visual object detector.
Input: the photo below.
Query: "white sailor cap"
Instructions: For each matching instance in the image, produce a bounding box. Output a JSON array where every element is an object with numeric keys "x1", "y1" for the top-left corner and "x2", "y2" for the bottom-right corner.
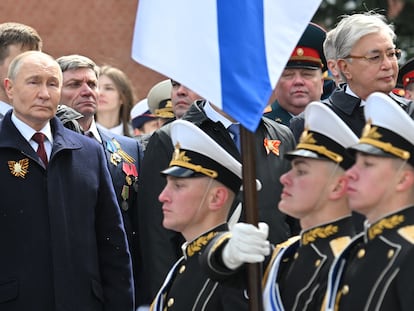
[
  {"x1": 130, "y1": 98, "x2": 157, "y2": 129},
  {"x1": 286, "y1": 101, "x2": 359, "y2": 169},
  {"x1": 161, "y1": 120, "x2": 242, "y2": 193},
  {"x1": 147, "y1": 79, "x2": 174, "y2": 119},
  {"x1": 350, "y1": 92, "x2": 414, "y2": 166}
]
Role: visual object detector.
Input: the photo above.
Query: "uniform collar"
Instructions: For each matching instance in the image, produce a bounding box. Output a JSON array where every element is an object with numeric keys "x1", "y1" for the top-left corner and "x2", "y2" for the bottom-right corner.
[
  {"x1": 365, "y1": 205, "x2": 414, "y2": 241},
  {"x1": 182, "y1": 223, "x2": 228, "y2": 258},
  {"x1": 301, "y1": 215, "x2": 354, "y2": 246}
]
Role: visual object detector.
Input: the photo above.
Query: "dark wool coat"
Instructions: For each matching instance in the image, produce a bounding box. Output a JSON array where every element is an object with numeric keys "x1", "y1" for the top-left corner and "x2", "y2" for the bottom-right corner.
[{"x1": 0, "y1": 112, "x2": 134, "y2": 311}]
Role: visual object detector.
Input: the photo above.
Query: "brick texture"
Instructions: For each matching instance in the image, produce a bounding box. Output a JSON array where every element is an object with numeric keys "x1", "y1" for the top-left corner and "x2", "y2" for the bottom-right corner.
[{"x1": 0, "y1": 0, "x2": 165, "y2": 102}]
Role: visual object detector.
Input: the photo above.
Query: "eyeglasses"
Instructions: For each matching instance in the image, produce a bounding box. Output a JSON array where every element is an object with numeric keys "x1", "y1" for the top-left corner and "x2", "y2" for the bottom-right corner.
[{"x1": 344, "y1": 49, "x2": 401, "y2": 64}]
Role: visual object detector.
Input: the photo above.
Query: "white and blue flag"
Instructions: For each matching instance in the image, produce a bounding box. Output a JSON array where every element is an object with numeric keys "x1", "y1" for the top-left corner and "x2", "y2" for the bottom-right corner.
[{"x1": 132, "y1": 0, "x2": 322, "y2": 132}]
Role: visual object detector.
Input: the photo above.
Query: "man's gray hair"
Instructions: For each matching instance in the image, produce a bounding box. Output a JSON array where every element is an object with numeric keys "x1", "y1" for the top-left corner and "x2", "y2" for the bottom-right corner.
[
  {"x1": 334, "y1": 12, "x2": 396, "y2": 60},
  {"x1": 56, "y1": 54, "x2": 100, "y2": 79}
]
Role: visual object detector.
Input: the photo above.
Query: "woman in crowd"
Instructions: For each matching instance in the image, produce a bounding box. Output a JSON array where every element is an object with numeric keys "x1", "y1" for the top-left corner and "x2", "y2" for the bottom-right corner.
[{"x1": 96, "y1": 65, "x2": 135, "y2": 137}]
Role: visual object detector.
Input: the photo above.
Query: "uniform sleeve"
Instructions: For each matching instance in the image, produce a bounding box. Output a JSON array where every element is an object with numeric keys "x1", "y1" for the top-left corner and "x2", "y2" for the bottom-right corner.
[{"x1": 95, "y1": 145, "x2": 135, "y2": 310}]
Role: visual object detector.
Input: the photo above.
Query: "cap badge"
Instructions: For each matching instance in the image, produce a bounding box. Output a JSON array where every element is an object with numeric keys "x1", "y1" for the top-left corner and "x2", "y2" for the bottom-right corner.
[
  {"x1": 172, "y1": 143, "x2": 190, "y2": 162},
  {"x1": 264, "y1": 138, "x2": 281, "y2": 156},
  {"x1": 296, "y1": 48, "x2": 304, "y2": 56},
  {"x1": 8, "y1": 158, "x2": 29, "y2": 178},
  {"x1": 299, "y1": 129, "x2": 315, "y2": 144},
  {"x1": 169, "y1": 143, "x2": 218, "y2": 178},
  {"x1": 361, "y1": 120, "x2": 378, "y2": 139},
  {"x1": 297, "y1": 130, "x2": 343, "y2": 163}
]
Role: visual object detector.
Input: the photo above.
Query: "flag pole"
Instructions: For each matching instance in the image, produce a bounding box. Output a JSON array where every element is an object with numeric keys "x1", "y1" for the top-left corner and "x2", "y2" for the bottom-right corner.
[{"x1": 240, "y1": 125, "x2": 263, "y2": 311}]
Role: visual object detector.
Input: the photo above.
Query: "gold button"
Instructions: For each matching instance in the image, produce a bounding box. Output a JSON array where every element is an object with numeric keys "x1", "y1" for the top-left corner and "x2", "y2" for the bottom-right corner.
[
  {"x1": 179, "y1": 265, "x2": 186, "y2": 274},
  {"x1": 294, "y1": 252, "x2": 299, "y2": 259},
  {"x1": 315, "y1": 259, "x2": 321, "y2": 267},
  {"x1": 357, "y1": 248, "x2": 365, "y2": 258},
  {"x1": 342, "y1": 285, "x2": 349, "y2": 295},
  {"x1": 167, "y1": 298, "x2": 174, "y2": 307},
  {"x1": 387, "y1": 249, "x2": 395, "y2": 259}
]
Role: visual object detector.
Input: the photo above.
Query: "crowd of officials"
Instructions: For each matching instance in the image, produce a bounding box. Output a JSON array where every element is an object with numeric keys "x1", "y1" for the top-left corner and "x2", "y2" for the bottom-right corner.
[{"x1": 1, "y1": 7, "x2": 414, "y2": 311}]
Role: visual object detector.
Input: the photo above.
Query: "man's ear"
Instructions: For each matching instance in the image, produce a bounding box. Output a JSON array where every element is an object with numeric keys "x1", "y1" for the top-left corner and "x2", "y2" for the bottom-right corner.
[
  {"x1": 209, "y1": 185, "x2": 229, "y2": 211},
  {"x1": 336, "y1": 59, "x2": 352, "y2": 81},
  {"x1": 397, "y1": 169, "x2": 414, "y2": 192},
  {"x1": 330, "y1": 175, "x2": 348, "y2": 200},
  {"x1": 4, "y1": 78, "x2": 13, "y2": 101}
]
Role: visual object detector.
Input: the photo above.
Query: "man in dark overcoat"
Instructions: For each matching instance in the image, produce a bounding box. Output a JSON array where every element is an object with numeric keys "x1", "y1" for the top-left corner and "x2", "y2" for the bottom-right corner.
[{"x1": 0, "y1": 51, "x2": 134, "y2": 310}]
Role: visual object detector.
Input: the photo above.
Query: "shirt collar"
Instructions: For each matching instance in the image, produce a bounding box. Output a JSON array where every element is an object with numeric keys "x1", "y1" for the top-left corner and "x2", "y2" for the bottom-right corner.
[
  {"x1": 203, "y1": 101, "x2": 234, "y2": 128},
  {"x1": 85, "y1": 119, "x2": 102, "y2": 143},
  {"x1": 11, "y1": 113, "x2": 53, "y2": 144},
  {"x1": 96, "y1": 122, "x2": 124, "y2": 136},
  {"x1": 345, "y1": 85, "x2": 366, "y2": 107}
]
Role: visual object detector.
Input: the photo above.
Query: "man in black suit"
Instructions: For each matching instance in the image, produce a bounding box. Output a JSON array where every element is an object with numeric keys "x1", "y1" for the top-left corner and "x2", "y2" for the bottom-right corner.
[{"x1": 56, "y1": 54, "x2": 142, "y2": 300}]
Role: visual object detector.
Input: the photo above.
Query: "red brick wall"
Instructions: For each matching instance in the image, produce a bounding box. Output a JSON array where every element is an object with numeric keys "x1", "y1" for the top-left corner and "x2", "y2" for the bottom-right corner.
[{"x1": 0, "y1": 0, "x2": 165, "y2": 102}]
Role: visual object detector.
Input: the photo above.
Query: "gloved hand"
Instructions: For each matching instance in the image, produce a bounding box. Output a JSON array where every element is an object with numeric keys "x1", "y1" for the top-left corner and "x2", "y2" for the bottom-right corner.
[{"x1": 222, "y1": 222, "x2": 270, "y2": 270}]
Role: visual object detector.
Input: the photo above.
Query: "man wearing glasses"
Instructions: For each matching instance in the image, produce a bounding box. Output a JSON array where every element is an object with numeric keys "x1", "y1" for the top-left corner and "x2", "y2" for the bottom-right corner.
[
  {"x1": 290, "y1": 12, "x2": 414, "y2": 232},
  {"x1": 291, "y1": 12, "x2": 414, "y2": 141}
]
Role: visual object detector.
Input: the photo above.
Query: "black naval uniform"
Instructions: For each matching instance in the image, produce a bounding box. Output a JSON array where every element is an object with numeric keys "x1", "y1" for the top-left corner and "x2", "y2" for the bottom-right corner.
[
  {"x1": 151, "y1": 224, "x2": 248, "y2": 311},
  {"x1": 263, "y1": 216, "x2": 355, "y2": 311},
  {"x1": 137, "y1": 100, "x2": 296, "y2": 306},
  {"x1": 327, "y1": 207, "x2": 414, "y2": 311},
  {"x1": 290, "y1": 84, "x2": 414, "y2": 233}
]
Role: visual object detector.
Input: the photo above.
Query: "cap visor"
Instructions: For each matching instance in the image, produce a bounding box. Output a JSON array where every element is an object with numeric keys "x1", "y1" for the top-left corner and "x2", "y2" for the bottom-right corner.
[
  {"x1": 349, "y1": 143, "x2": 394, "y2": 158},
  {"x1": 161, "y1": 166, "x2": 197, "y2": 178},
  {"x1": 285, "y1": 149, "x2": 322, "y2": 161}
]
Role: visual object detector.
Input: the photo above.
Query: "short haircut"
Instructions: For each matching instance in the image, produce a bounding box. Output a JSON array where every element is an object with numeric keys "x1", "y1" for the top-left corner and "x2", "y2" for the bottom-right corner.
[
  {"x1": 0, "y1": 22, "x2": 42, "y2": 64},
  {"x1": 56, "y1": 54, "x2": 100, "y2": 79}
]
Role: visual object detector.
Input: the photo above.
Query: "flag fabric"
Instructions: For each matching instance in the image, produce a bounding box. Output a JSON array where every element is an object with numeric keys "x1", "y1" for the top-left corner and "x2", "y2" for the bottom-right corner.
[{"x1": 132, "y1": 0, "x2": 322, "y2": 132}]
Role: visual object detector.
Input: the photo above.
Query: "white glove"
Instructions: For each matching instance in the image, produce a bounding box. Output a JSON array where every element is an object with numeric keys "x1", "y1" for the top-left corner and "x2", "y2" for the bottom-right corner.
[{"x1": 222, "y1": 222, "x2": 270, "y2": 270}]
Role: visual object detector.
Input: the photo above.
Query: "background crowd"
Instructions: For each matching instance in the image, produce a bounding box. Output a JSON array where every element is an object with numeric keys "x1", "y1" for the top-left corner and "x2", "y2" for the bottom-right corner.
[{"x1": 2, "y1": 2, "x2": 414, "y2": 311}]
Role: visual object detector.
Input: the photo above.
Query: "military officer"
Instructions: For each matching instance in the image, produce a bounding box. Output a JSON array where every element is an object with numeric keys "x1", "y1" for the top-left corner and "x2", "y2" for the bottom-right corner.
[
  {"x1": 203, "y1": 101, "x2": 358, "y2": 311},
  {"x1": 326, "y1": 92, "x2": 414, "y2": 310},
  {"x1": 147, "y1": 79, "x2": 175, "y2": 126},
  {"x1": 398, "y1": 57, "x2": 414, "y2": 99},
  {"x1": 263, "y1": 22, "x2": 327, "y2": 126},
  {"x1": 151, "y1": 119, "x2": 256, "y2": 311}
]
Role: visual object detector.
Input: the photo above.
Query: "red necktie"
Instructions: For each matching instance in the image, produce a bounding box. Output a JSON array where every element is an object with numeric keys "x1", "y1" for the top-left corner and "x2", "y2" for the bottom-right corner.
[{"x1": 32, "y1": 132, "x2": 48, "y2": 166}]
